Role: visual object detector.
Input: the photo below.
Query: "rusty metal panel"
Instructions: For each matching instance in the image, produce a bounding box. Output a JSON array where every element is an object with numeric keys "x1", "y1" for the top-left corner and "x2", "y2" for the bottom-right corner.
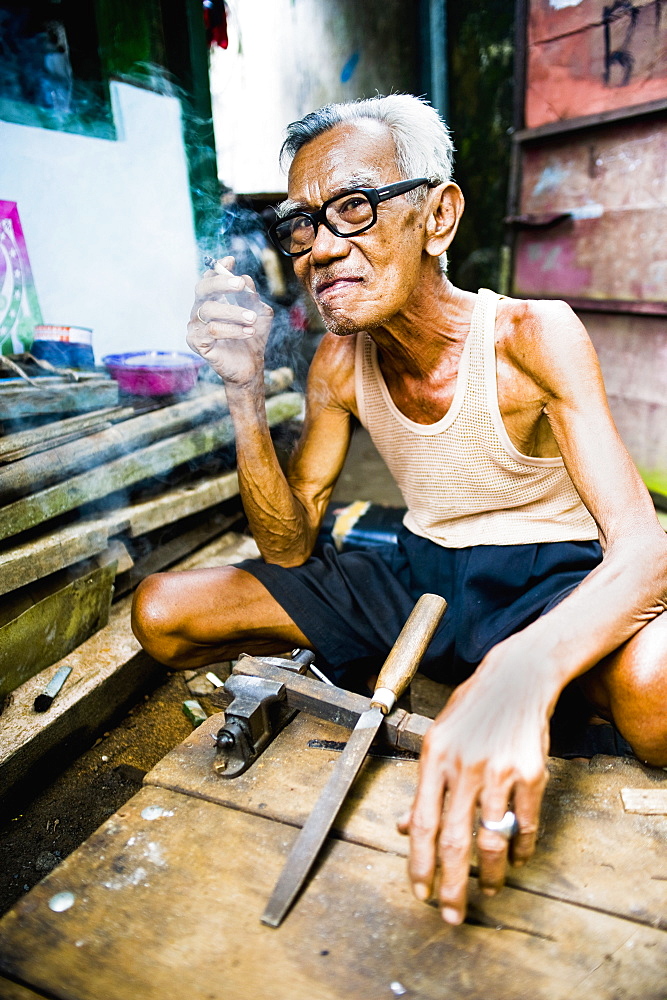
[
  {"x1": 526, "y1": 0, "x2": 667, "y2": 128},
  {"x1": 513, "y1": 118, "x2": 667, "y2": 303},
  {"x1": 585, "y1": 311, "x2": 667, "y2": 492}
]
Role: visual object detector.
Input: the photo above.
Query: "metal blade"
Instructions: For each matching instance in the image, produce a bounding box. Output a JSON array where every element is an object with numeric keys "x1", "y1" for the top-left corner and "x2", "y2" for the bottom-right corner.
[{"x1": 261, "y1": 705, "x2": 383, "y2": 927}]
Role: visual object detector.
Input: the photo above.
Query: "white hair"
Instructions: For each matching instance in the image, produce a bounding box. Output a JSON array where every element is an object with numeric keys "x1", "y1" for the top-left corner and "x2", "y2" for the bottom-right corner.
[{"x1": 280, "y1": 94, "x2": 455, "y2": 205}]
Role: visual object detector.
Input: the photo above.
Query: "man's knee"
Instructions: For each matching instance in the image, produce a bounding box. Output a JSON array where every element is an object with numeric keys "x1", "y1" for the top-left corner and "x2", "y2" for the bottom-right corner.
[
  {"x1": 592, "y1": 615, "x2": 667, "y2": 766},
  {"x1": 131, "y1": 572, "x2": 188, "y2": 666}
]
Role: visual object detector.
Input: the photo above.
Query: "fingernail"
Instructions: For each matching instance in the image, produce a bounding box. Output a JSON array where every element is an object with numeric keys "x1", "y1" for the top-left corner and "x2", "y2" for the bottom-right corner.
[
  {"x1": 482, "y1": 887, "x2": 497, "y2": 897},
  {"x1": 242, "y1": 310, "x2": 256, "y2": 322},
  {"x1": 442, "y1": 907, "x2": 462, "y2": 925},
  {"x1": 232, "y1": 277, "x2": 245, "y2": 288},
  {"x1": 413, "y1": 883, "x2": 429, "y2": 902},
  {"x1": 242, "y1": 327, "x2": 254, "y2": 336}
]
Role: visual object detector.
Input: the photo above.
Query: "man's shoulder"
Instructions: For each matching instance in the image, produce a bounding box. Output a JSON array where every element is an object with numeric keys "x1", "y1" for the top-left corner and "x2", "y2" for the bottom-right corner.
[
  {"x1": 496, "y1": 294, "x2": 589, "y2": 358},
  {"x1": 497, "y1": 293, "x2": 578, "y2": 329},
  {"x1": 495, "y1": 294, "x2": 598, "y2": 393}
]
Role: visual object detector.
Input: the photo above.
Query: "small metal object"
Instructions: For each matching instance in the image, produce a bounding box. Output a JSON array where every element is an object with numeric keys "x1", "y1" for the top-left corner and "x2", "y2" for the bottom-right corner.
[
  {"x1": 34, "y1": 666, "x2": 72, "y2": 712},
  {"x1": 480, "y1": 810, "x2": 520, "y2": 839},
  {"x1": 291, "y1": 648, "x2": 334, "y2": 686},
  {"x1": 213, "y1": 675, "x2": 286, "y2": 778},
  {"x1": 196, "y1": 306, "x2": 206, "y2": 324}
]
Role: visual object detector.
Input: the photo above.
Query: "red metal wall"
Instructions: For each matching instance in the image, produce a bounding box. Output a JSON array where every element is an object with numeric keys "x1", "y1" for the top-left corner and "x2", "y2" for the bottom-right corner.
[
  {"x1": 526, "y1": 0, "x2": 667, "y2": 128},
  {"x1": 511, "y1": 0, "x2": 667, "y2": 498}
]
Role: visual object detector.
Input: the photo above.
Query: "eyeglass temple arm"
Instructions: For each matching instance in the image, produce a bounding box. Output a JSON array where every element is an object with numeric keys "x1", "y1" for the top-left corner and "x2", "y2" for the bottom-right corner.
[{"x1": 375, "y1": 177, "x2": 433, "y2": 202}]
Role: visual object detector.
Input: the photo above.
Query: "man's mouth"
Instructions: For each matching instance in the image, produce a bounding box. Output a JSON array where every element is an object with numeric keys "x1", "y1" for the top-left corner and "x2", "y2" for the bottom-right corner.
[{"x1": 314, "y1": 276, "x2": 363, "y2": 298}]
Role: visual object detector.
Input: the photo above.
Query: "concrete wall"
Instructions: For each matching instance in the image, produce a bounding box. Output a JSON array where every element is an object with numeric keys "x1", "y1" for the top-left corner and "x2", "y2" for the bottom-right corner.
[
  {"x1": 0, "y1": 81, "x2": 200, "y2": 361},
  {"x1": 210, "y1": 0, "x2": 418, "y2": 194}
]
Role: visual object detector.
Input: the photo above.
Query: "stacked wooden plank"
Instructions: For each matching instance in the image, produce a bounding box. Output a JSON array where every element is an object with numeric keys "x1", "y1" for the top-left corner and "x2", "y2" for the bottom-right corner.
[{"x1": 0, "y1": 370, "x2": 303, "y2": 799}]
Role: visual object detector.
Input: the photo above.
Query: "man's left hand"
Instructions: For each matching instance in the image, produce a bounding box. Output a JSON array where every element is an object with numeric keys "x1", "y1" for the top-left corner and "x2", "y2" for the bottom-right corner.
[{"x1": 398, "y1": 645, "x2": 550, "y2": 925}]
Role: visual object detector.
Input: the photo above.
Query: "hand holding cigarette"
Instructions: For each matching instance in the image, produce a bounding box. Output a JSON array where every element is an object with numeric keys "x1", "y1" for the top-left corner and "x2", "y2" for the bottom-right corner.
[{"x1": 186, "y1": 255, "x2": 274, "y2": 387}]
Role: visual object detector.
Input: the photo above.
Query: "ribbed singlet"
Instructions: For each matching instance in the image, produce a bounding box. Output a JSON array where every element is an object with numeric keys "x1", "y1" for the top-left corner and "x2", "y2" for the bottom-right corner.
[{"x1": 355, "y1": 288, "x2": 599, "y2": 548}]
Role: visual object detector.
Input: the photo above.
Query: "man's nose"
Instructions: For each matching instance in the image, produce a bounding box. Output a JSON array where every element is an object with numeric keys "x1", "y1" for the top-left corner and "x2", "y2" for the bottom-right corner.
[{"x1": 309, "y1": 222, "x2": 350, "y2": 263}]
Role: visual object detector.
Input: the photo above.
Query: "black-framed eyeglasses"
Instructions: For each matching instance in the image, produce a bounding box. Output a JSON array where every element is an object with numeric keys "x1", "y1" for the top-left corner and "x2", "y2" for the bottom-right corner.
[{"x1": 268, "y1": 177, "x2": 433, "y2": 258}]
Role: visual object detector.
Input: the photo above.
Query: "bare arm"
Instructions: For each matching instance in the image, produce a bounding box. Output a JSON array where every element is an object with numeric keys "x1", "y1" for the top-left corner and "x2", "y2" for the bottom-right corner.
[
  {"x1": 404, "y1": 298, "x2": 667, "y2": 924},
  {"x1": 187, "y1": 257, "x2": 357, "y2": 565}
]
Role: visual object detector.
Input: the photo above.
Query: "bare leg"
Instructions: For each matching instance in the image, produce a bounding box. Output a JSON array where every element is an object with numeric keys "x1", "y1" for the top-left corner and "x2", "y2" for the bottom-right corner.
[
  {"x1": 131, "y1": 566, "x2": 311, "y2": 670},
  {"x1": 578, "y1": 612, "x2": 667, "y2": 766}
]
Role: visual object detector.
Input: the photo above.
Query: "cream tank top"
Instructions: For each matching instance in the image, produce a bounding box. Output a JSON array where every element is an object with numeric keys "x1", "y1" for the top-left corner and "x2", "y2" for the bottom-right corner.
[{"x1": 354, "y1": 288, "x2": 599, "y2": 548}]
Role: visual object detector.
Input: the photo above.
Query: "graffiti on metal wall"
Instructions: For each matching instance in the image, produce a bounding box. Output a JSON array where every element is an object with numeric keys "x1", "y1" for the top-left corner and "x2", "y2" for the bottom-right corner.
[{"x1": 602, "y1": 0, "x2": 639, "y2": 85}]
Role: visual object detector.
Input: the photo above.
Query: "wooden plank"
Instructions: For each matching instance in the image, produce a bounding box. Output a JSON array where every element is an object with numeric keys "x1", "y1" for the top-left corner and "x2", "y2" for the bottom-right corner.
[
  {"x1": 0, "y1": 407, "x2": 135, "y2": 463},
  {"x1": 0, "y1": 562, "x2": 116, "y2": 700},
  {"x1": 0, "y1": 594, "x2": 160, "y2": 803},
  {"x1": 0, "y1": 517, "x2": 120, "y2": 598},
  {"x1": 0, "y1": 380, "x2": 119, "y2": 420},
  {"x1": 0, "y1": 977, "x2": 49, "y2": 999},
  {"x1": 0, "y1": 532, "x2": 260, "y2": 803},
  {"x1": 145, "y1": 712, "x2": 667, "y2": 930},
  {"x1": 112, "y1": 509, "x2": 243, "y2": 597},
  {"x1": 0, "y1": 369, "x2": 290, "y2": 492},
  {"x1": 0, "y1": 389, "x2": 232, "y2": 504},
  {"x1": 0, "y1": 392, "x2": 302, "y2": 542},
  {"x1": 0, "y1": 785, "x2": 664, "y2": 1000},
  {"x1": 123, "y1": 469, "x2": 239, "y2": 537},
  {"x1": 621, "y1": 787, "x2": 667, "y2": 814},
  {"x1": 0, "y1": 470, "x2": 241, "y2": 598}
]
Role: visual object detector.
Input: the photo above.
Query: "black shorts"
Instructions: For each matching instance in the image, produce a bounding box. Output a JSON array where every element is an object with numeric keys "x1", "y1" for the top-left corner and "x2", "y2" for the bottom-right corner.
[{"x1": 237, "y1": 527, "x2": 603, "y2": 690}]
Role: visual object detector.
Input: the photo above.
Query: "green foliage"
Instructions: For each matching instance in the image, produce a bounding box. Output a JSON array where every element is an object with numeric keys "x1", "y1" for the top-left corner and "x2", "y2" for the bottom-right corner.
[{"x1": 447, "y1": 1, "x2": 514, "y2": 292}]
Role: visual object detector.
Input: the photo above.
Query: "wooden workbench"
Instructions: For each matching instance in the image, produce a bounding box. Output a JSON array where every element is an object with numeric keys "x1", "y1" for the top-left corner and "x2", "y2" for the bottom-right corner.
[{"x1": 0, "y1": 711, "x2": 665, "y2": 999}]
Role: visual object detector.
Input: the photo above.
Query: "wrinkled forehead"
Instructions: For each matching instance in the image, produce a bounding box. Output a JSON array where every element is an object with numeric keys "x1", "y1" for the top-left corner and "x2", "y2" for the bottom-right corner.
[{"x1": 284, "y1": 120, "x2": 400, "y2": 212}]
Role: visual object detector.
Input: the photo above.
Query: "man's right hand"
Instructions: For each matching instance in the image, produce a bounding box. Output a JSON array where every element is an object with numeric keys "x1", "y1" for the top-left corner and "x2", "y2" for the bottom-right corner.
[{"x1": 187, "y1": 255, "x2": 274, "y2": 387}]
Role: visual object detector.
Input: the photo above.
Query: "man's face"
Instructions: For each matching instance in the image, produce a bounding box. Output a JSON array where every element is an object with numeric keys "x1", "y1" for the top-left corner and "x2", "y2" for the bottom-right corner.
[{"x1": 286, "y1": 120, "x2": 428, "y2": 336}]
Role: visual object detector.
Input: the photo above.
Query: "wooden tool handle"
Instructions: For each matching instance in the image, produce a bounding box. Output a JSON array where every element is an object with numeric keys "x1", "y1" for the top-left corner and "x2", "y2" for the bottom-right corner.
[{"x1": 370, "y1": 593, "x2": 447, "y2": 714}]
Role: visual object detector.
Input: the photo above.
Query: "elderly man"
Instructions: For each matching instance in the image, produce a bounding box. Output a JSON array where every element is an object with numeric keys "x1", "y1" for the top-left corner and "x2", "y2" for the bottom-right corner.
[{"x1": 132, "y1": 94, "x2": 667, "y2": 926}]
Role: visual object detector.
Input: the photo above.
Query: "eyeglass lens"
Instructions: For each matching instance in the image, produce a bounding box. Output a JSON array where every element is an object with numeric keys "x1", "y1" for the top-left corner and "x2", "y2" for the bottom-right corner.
[{"x1": 275, "y1": 191, "x2": 374, "y2": 255}]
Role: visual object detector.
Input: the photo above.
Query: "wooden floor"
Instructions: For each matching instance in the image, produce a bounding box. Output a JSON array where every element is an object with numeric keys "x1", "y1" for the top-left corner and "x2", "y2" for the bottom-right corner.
[{"x1": 0, "y1": 707, "x2": 665, "y2": 1000}]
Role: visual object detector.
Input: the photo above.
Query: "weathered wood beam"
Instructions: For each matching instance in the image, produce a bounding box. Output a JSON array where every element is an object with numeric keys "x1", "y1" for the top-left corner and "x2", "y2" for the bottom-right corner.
[
  {"x1": 112, "y1": 508, "x2": 243, "y2": 597},
  {"x1": 0, "y1": 392, "x2": 302, "y2": 542},
  {"x1": 0, "y1": 406, "x2": 135, "y2": 463},
  {"x1": 0, "y1": 470, "x2": 241, "y2": 597},
  {"x1": 0, "y1": 379, "x2": 119, "y2": 420},
  {"x1": 0, "y1": 561, "x2": 117, "y2": 700},
  {"x1": 0, "y1": 532, "x2": 259, "y2": 804},
  {"x1": 0, "y1": 369, "x2": 294, "y2": 501},
  {"x1": 0, "y1": 389, "x2": 231, "y2": 503}
]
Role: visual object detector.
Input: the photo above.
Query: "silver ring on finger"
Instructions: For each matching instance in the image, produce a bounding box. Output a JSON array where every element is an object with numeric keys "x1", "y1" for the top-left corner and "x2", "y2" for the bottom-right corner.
[
  {"x1": 480, "y1": 810, "x2": 520, "y2": 840},
  {"x1": 197, "y1": 306, "x2": 206, "y2": 324}
]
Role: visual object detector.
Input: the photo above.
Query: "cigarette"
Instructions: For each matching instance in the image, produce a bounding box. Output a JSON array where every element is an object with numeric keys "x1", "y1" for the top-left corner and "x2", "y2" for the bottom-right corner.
[
  {"x1": 203, "y1": 255, "x2": 217, "y2": 269},
  {"x1": 34, "y1": 666, "x2": 72, "y2": 712}
]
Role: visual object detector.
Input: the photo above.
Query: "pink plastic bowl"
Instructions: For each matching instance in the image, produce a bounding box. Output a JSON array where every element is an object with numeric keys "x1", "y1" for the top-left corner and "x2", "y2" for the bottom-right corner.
[{"x1": 103, "y1": 352, "x2": 206, "y2": 396}]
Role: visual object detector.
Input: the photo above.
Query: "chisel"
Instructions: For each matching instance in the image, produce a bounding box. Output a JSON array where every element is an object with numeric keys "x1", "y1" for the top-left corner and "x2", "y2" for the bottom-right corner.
[{"x1": 261, "y1": 592, "x2": 447, "y2": 927}]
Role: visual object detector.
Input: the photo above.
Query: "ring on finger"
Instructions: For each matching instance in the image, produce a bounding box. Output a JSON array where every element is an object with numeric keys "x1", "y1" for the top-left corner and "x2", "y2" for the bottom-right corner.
[
  {"x1": 480, "y1": 810, "x2": 519, "y2": 840},
  {"x1": 197, "y1": 306, "x2": 206, "y2": 324}
]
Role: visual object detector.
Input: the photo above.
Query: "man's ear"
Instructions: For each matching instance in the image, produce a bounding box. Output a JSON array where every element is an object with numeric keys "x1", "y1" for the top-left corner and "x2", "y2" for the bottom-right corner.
[{"x1": 424, "y1": 183, "x2": 464, "y2": 258}]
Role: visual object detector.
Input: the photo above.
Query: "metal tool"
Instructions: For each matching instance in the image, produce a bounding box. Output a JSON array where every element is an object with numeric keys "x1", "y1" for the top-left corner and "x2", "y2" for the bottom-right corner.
[
  {"x1": 34, "y1": 666, "x2": 72, "y2": 712},
  {"x1": 212, "y1": 649, "x2": 316, "y2": 777},
  {"x1": 261, "y1": 592, "x2": 447, "y2": 928}
]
